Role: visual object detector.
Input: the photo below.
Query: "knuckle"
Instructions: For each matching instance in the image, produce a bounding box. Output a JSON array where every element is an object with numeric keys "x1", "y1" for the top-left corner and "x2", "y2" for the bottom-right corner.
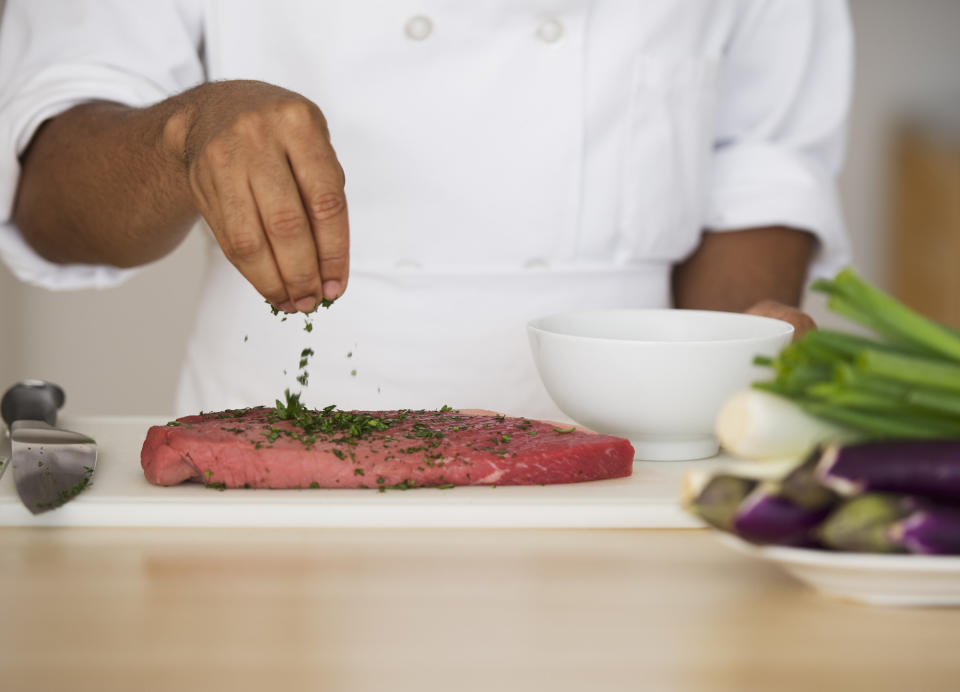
[
  {"x1": 320, "y1": 249, "x2": 349, "y2": 267},
  {"x1": 230, "y1": 111, "x2": 267, "y2": 138},
  {"x1": 307, "y1": 190, "x2": 347, "y2": 223},
  {"x1": 266, "y1": 208, "x2": 309, "y2": 239},
  {"x1": 226, "y1": 232, "x2": 265, "y2": 261},
  {"x1": 285, "y1": 269, "x2": 320, "y2": 290},
  {"x1": 280, "y1": 99, "x2": 320, "y2": 126},
  {"x1": 202, "y1": 138, "x2": 234, "y2": 168}
]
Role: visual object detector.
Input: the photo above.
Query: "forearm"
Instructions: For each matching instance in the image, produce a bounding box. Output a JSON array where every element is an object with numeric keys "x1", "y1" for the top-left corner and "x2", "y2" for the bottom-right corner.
[
  {"x1": 12, "y1": 98, "x2": 195, "y2": 267},
  {"x1": 671, "y1": 226, "x2": 815, "y2": 311}
]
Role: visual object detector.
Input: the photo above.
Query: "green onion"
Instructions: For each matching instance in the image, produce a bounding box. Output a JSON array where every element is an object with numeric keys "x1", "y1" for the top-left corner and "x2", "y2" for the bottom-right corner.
[{"x1": 755, "y1": 268, "x2": 960, "y2": 441}]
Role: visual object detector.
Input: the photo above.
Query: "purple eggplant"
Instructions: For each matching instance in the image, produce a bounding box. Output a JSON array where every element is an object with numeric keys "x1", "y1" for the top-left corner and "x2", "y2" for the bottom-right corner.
[
  {"x1": 780, "y1": 451, "x2": 840, "y2": 509},
  {"x1": 817, "y1": 493, "x2": 912, "y2": 553},
  {"x1": 684, "y1": 473, "x2": 758, "y2": 532},
  {"x1": 819, "y1": 493, "x2": 960, "y2": 555},
  {"x1": 733, "y1": 483, "x2": 833, "y2": 545},
  {"x1": 729, "y1": 454, "x2": 839, "y2": 545},
  {"x1": 889, "y1": 500, "x2": 960, "y2": 555},
  {"x1": 816, "y1": 440, "x2": 960, "y2": 502},
  {"x1": 685, "y1": 457, "x2": 840, "y2": 545}
]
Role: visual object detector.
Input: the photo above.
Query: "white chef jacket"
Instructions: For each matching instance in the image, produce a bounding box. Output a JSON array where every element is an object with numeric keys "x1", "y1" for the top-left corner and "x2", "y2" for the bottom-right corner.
[{"x1": 0, "y1": 0, "x2": 852, "y2": 418}]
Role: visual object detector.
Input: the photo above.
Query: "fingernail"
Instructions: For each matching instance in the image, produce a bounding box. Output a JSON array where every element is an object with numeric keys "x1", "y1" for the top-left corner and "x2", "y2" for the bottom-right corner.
[
  {"x1": 279, "y1": 301, "x2": 295, "y2": 313},
  {"x1": 295, "y1": 296, "x2": 317, "y2": 313},
  {"x1": 322, "y1": 280, "x2": 342, "y2": 301}
]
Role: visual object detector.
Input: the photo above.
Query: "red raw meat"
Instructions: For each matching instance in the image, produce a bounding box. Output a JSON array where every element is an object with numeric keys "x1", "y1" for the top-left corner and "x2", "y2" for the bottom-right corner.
[{"x1": 141, "y1": 407, "x2": 634, "y2": 489}]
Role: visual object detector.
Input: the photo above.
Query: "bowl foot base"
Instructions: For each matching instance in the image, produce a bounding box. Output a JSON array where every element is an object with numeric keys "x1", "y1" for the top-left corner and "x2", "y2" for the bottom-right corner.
[{"x1": 631, "y1": 437, "x2": 718, "y2": 461}]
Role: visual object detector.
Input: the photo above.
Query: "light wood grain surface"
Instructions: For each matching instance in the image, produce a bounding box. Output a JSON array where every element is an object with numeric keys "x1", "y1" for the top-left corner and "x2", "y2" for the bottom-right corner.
[{"x1": 1, "y1": 528, "x2": 958, "y2": 692}]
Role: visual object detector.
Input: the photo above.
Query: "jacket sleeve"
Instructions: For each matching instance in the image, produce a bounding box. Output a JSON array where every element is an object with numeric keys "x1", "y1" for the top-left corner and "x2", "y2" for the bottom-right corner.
[
  {"x1": 0, "y1": 0, "x2": 204, "y2": 289},
  {"x1": 706, "y1": 0, "x2": 853, "y2": 279}
]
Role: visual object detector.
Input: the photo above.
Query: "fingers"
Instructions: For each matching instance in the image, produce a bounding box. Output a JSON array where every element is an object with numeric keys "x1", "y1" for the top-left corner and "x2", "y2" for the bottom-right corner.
[
  {"x1": 249, "y1": 149, "x2": 323, "y2": 312},
  {"x1": 745, "y1": 300, "x2": 817, "y2": 340},
  {"x1": 217, "y1": 174, "x2": 291, "y2": 311},
  {"x1": 285, "y1": 124, "x2": 349, "y2": 302},
  {"x1": 193, "y1": 145, "x2": 293, "y2": 311},
  {"x1": 187, "y1": 94, "x2": 350, "y2": 311}
]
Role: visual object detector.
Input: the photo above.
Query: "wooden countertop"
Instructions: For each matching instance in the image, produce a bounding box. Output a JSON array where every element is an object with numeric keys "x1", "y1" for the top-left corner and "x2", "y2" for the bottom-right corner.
[{"x1": 1, "y1": 527, "x2": 958, "y2": 692}]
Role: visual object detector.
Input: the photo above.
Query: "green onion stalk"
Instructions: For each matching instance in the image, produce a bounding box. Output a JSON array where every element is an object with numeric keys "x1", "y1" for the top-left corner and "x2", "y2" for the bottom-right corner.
[{"x1": 754, "y1": 268, "x2": 960, "y2": 440}]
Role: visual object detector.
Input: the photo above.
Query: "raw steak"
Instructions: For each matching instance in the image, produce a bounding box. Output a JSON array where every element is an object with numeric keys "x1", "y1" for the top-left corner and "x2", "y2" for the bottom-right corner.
[{"x1": 141, "y1": 406, "x2": 634, "y2": 489}]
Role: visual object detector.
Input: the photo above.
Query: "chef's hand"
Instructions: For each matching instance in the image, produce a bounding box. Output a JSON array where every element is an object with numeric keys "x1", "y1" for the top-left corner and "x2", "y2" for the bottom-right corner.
[
  {"x1": 745, "y1": 300, "x2": 816, "y2": 340},
  {"x1": 166, "y1": 80, "x2": 348, "y2": 313}
]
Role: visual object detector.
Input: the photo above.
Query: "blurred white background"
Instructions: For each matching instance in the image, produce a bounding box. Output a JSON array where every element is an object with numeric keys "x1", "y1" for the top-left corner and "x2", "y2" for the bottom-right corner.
[{"x1": 1, "y1": 0, "x2": 959, "y2": 415}]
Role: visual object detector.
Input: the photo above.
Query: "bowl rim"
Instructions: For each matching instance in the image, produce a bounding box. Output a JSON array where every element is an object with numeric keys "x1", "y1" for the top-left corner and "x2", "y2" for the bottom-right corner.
[{"x1": 527, "y1": 308, "x2": 795, "y2": 345}]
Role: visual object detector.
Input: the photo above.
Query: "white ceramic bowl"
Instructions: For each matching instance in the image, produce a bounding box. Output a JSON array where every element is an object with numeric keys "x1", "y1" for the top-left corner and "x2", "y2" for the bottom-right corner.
[{"x1": 527, "y1": 309, "x2": 793, "y2": 461}]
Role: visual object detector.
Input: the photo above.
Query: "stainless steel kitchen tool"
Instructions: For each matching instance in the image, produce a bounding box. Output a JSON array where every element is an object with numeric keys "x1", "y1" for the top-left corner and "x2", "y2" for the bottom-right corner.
[
  {"x1": 0, "y1": 424, "x2": 9, "y2": 481},
  {"x1": 1, "y1": 381, "x2": 97, "y2": 514}
]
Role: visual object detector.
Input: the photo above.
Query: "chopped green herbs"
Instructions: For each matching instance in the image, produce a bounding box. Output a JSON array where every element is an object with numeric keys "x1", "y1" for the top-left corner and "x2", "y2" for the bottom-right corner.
[
  {"x1": 267, "y1": 399, "x2": 393, "y2": 449},
  {"x1": 273, "y1": 389, "x2": 306, "y2": 420},
  {"x1": 34, "y1": 472, "x2": 93, "y2": 510},
  {"x1": 553, "y1": 426, "x2": 576, "y2": 434}
]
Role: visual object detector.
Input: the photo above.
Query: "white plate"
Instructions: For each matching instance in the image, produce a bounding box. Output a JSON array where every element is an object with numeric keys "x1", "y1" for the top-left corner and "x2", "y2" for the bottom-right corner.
[{"x1": 718, "y1": 534, "x2": 960, "y2": 607}]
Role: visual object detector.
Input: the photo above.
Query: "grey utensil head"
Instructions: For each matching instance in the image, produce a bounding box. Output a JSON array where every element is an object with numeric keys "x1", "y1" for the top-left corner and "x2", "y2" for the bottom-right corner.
[
  {"x1": 10, "y1": 420, "x2": 98, "y2": 515},
  {"x1": 0, "y1": 426, "x2": 9, "y2": 481}
]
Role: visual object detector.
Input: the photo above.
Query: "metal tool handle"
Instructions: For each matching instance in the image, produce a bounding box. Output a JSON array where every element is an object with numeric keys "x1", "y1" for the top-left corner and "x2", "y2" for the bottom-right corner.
[{"x1": 1, "y1": 380, "x2": 65, "y2": 427}]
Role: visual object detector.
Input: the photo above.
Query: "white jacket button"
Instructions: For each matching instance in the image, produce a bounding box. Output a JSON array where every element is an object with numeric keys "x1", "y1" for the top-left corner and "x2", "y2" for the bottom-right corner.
[
  {"x1": 404, "y1": 16, "x2": 433, "y2": 41},
  {"x1": 394, "y1": 258, "x2": 422, "y2": 270},
  {"x1": 536, "y1": 19, "x2": 564, "y2": 43},
  {"x1": 523, "y1": 258, "x2": 549, "y2": 270}
]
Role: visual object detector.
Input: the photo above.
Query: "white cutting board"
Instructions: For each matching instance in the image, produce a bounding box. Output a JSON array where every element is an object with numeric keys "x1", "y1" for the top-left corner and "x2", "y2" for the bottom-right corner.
[{"x1": 0, "y1": 416, "x2": 745, "y2": 528}]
